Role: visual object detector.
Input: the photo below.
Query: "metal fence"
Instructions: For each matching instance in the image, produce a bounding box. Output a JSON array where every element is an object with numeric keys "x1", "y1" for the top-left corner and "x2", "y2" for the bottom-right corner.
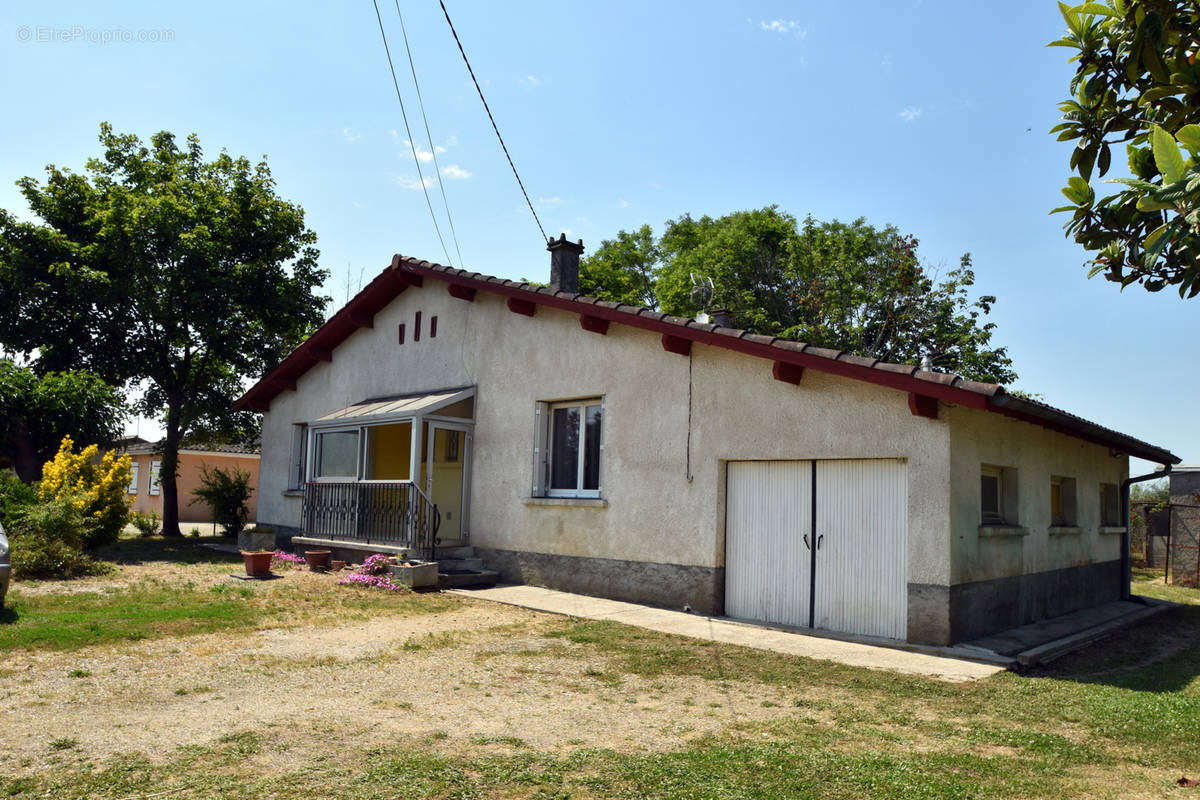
[{"x1": 302, "y1": 481, "x2": 440, "y2": 558}]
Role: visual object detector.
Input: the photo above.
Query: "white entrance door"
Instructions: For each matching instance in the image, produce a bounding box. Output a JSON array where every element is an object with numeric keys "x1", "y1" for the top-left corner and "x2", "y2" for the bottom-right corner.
[
  {"x1": 725, "y1": 459, "x2": 908, "y2": 640},
  {"x1": 725, "y1": 461, "x2": 813, "y2": 629},
  {"x1": 425, "y1": 422, "x2": 472, "y2": 543}
]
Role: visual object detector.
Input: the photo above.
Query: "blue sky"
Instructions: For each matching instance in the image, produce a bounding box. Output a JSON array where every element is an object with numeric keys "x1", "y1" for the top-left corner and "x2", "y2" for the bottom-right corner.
[{"x1": 0, "y1": 1, "x2": 1194, "y2": 472}]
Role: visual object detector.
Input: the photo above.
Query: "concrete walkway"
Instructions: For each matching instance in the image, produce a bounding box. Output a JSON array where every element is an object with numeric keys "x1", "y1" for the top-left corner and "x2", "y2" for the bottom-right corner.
[{"x1": 449, "y1": 584, "x2": 1004, "y2": 683}]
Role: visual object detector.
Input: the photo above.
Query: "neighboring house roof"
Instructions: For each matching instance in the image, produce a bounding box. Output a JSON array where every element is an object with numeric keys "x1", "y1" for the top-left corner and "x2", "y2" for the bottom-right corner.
[
  {"x1": 122, "y1": 440, "x2": 261, "y2": 457},
  {"x1": 236, "y1": 254, "x2": 1179, "y2": 466}
]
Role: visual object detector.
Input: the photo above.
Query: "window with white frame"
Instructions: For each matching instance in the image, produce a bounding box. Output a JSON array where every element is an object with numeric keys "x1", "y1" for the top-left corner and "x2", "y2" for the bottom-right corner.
[
  {"x1": 535, "y1": 398, "x2": 603, "y2": 498},
  {"x1": 312, "y1": 429, "x2": 359, "y2": 479},
  {"x1": 149, "y1": 460, "x2": 162, "y2": 496}
]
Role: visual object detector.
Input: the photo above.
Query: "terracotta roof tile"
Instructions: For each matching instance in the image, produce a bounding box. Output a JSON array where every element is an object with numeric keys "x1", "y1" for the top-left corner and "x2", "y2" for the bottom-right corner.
[
  {"x1": 873, "y1": 362, "x2": 918, "y2": 376},
  {"x1": 802, "y1": 345, "x2": 842, "y2": 361}
]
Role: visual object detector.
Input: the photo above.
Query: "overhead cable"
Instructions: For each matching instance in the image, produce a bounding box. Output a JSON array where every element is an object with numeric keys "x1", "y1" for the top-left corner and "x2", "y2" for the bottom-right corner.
[
  {"x1": 438, "y1": 0, "x2": 548, "y2": 244},
  {"x1": 371, "y1": 0, "x2": 454, "y2": 267}
]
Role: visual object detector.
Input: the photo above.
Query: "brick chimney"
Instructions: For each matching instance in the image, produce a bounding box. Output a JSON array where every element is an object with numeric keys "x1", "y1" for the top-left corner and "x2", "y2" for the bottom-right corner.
[{"x1": 547, "y1": 233, "x2": 584, "y2": 293}]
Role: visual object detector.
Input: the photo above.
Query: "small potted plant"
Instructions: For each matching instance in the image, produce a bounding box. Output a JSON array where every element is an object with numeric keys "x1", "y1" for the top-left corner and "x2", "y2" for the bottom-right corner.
[{"x1": 242, "y1": 549, "x2": 274, "y2": 577}]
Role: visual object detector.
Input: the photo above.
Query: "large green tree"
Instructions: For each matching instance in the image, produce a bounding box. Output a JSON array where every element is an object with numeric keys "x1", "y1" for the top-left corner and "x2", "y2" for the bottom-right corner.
[
  {"x1": 580, "y1": 207, "x2": 1016, "y2": 384},
  {"x1": 1051, "y1": 0, "x2": 1200, "y2": 296},
  {"x1": 0, "y1": 360, "x2": 126, "y2": 482},
  {"x1": 0, "y1": 124, "x2": 329, "y2": 535}
]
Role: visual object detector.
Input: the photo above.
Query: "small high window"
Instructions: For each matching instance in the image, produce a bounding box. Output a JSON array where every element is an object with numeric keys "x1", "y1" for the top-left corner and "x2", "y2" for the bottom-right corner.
[
  {"x1": 981, "y1": 466, "x2": 1004, "y2": 524},
  {"x1": 1050, "y1": 475, "x2": 1077, "y2": 526},
  {"x1": 980, "y1": 464, "x2": 1017, "y2": 526},
  {"x1": 1100, "y1": 483, "x2": 1121, "y2": 527}
]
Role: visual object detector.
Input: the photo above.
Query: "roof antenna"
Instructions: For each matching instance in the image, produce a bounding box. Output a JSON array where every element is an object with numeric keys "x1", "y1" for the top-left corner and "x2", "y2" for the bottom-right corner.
[{"x1": 690, "y1": 273, "x2": 715, "y2": 323}]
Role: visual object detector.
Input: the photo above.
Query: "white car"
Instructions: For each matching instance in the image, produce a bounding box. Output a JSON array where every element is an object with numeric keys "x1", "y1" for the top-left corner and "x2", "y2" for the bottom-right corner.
[{"x1": 0, "y1": 514, "x2": 9, "y2": 607}]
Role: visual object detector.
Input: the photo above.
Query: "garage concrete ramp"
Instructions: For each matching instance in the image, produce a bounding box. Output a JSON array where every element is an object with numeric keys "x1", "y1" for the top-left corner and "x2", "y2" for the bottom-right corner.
[
  {"x1": 449, "y1": 584, "x2": 1005, "y2": 683},
  {"x1": 964, "y1": 597, "x2": 1177, "y2": 668}
]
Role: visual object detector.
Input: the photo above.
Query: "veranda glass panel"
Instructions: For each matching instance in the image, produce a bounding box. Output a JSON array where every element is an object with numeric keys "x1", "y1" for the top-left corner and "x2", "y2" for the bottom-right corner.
[
  {"x1": 316, "y1": 430, "x2": 359, "y2": 478},
  {"x1": 583, "y1": 404, "x2": 602, "y2": 490},
  {"x1": 550, "y1": 406, "x2": 580, "y2": 490}
]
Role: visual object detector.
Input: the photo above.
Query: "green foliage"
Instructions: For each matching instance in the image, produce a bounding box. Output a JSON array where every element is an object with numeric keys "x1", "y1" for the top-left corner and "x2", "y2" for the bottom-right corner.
[
  {"x1": 0, "y1": 123, "x2": 329, "y2": 535},
  {"x1": 580, "y1": 207, "x2": 1016, "y2": 383},
  {"x1": 0, "y1": 472, "x2": 37, "y2": 517},
  {"x1": 37, "y1": 435, "x2": 132, "y2": 549},
  {"x1": 130, "y1": 510, "x2": 161, "y2": 537},
  {"x1": 4, "y1": 496, "x2": 112, "y2": 579},
  {"x1": 0, "y1": 360, "x2": 126, "y2": 482},
  {"x1": 189, "y1": 465, "x2": 253, "y2": 540},
  {"x1": 1050, "y1": 1, "x2": 1200, "y2": 296}
]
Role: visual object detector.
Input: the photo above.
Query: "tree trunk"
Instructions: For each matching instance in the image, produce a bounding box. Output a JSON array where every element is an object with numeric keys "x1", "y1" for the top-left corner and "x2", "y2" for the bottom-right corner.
[
  {"x1": 7, "y1": 434, "x2": 44, "y2": 484},
  {"x1": 160, "y1": 399, "x2": 183, "y2": 537}
]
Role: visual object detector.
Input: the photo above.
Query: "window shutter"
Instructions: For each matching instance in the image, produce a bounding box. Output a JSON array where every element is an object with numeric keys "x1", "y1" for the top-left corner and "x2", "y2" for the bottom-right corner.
[
  {"x1": 532, "y1": 402, "x2": 547, "y2": 496},
  {"x1": 149, "y1": 461, "x2": 162, "y2": 496},
  {"x1": 597, "y1": 396, "x2": 606, "y2": 495},
  {"x1": 128, "y1": 462, "x2": 140, "y2": 494},
  {"x1": 290, "y1": 424, "x2": 307, "y2": 489}
]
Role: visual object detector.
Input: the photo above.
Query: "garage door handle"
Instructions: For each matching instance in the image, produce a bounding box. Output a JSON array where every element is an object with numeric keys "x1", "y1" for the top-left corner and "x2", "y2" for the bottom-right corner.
[{"x1": 802, "y1": 534, "x2": 810, "y2": 550}]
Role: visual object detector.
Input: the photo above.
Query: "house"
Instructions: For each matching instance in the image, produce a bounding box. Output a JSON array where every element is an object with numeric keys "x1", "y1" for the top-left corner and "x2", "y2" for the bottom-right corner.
[
  {"x1": 237, "y1": 236, "x2": 1178, "y2": 646},
  {"x1": 121, "y1": 440, "x2": 260, "y2": 524}
]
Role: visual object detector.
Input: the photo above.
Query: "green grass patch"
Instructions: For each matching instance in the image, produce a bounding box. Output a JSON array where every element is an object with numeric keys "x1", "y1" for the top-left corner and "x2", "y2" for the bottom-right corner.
[{"x1": 0, "y1": 587, "x2": 259, "y2": 651}]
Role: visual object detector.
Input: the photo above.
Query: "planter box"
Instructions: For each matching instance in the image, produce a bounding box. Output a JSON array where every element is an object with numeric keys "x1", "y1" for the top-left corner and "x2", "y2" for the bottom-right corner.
[
  {"x1": 238, "y1": 529, "x2": 276, "y2": 553},
  {"x1": 386, "y1": 561, "x2": 439, "y2": 588}
]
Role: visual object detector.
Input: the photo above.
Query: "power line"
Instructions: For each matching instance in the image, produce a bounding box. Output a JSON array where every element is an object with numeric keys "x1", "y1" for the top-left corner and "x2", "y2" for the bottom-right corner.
[
  {"x1": 371, "y1": 0, "x2": 454, "y2": 267},
  {"x1": 438, "y1": 0, "x2": 548, "y2": 244},
  {"x1": 395, "y1": 0, "x2": 465, "y2": 269}
]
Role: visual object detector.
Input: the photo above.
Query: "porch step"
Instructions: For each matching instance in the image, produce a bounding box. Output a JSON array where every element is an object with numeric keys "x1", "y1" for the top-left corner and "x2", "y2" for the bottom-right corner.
[
  {"x1": 437, "y1": 568, "x2": 499, "y2": 589},
  {"x1": 434, "y1": 545, "x2": 475, "y2": 559}
]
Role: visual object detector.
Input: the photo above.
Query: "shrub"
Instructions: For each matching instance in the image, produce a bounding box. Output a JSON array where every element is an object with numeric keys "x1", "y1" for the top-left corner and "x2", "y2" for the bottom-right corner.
[
  {"x1": 131, "y1": 511, "x2": 161, "y2": 537},
  {"x1": 6, "y1": 496, "x2": 112, "y2": 579},
  {"x1": 189, "y1": 527, "x2": 201, "y2": 538},
  {"x1": 0, "y1": 472, "x2": 37, "y2": 517},
  {"x1": 189, "y1": 465, "x2": 254, "y2": 540},
  {"x1": 37, "y1": 435, "x2": 132, "y2": 549}
]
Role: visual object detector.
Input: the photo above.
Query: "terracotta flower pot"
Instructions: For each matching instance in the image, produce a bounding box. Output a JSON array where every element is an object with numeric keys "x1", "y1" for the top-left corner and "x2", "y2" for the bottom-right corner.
[
  {"x1": 331, "y1": 560, "x2": 346, "y2": 572},
  {"x1": 242, "y1": 551, "x2": 273, "y2": 577},
  {"x1": 305, "y1": 550, "x2": 332, "y2": 571}
]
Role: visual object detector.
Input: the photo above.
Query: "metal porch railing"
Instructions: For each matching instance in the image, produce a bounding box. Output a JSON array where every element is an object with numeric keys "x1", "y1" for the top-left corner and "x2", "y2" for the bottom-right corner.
[{"x1": 302, "y1": 480, "x2": 440, "y2": 559}]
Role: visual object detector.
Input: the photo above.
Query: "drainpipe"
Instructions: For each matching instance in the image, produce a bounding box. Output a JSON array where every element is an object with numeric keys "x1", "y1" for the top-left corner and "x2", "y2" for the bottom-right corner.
[{"x1": 1121, "y1": 465, "x2": 1171, "y2": 601}]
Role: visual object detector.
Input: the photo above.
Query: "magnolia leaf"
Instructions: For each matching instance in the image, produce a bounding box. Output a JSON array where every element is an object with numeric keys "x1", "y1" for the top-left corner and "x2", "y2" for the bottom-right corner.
[
  {"x1": 1143, "y1": 222, "x2": 1170, "y2": 251},
  {"x1": 1177, "y1": 124, "x2": 1200, "y2": 150},
  {"x1": 1072, "y1": 2, "x2": 1119, "y2": 16},
  {"x1": 1136, "y1": 195, "x2": 1174, "y2": 211},
  {"x1": 1151, "y1": 126, "x2": 1185, "y2": 183}
]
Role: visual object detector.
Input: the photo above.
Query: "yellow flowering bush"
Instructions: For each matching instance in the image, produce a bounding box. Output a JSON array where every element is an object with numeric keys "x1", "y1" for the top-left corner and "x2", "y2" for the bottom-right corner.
[{"x1": 38, "y1": 435, "x2": 133, "y2": 548}]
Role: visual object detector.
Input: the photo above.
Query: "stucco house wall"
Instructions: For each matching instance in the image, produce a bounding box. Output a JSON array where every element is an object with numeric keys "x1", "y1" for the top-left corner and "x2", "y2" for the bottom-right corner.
[
  {"x1": 946, "y1": 406, "x2": 1127, "y2": 640},
  {"x1": 126, "y1": 450, "x2": 260, "y2": 524}
]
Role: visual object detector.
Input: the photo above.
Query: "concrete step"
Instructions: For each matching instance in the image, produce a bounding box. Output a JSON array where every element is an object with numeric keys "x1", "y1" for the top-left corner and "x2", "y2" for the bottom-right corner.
[
  {"x1": 434, "y1": 545, "x2": 475, "y2": 559},
  {"x1": 438, "y1": 557, "x2": 484, "y2": 571},
  {"x1": 437, "y1": 569, "x2": 499, "y2": 589}
]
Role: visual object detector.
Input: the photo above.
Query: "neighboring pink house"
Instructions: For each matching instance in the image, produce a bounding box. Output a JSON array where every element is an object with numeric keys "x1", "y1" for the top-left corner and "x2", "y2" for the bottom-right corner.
[{"x1": 120, "y1": 440, "x2": 260, "y2": 523}]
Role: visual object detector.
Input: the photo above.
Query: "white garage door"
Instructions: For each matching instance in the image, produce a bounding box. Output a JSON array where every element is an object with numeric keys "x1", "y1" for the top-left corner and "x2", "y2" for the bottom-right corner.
[{"x1": 725, "y1": 459, "x2": 907, "y2": 640}]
